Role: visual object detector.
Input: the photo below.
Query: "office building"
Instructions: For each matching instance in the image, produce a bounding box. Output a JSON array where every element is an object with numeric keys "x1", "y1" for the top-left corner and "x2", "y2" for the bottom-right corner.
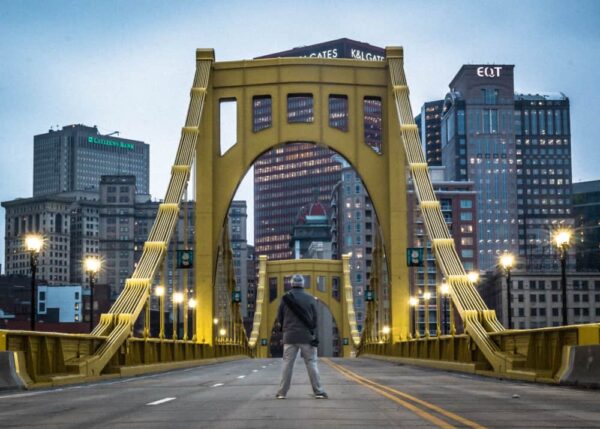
[
  {"x1": 290, "y1": 198, "x2": 331, "y2": 259},
  {"x1": 254, "y1": 39, "x2": 385, "y2": 262},
  {"x1": 3, "y1": 175, "x2": 195, "y2": 304},
  {"x1": 330, "y1": 157, "x2": 381, "y2": 332},
  {"x1": 479, "y1": 271, "x2": 600, "y2": 328},
  {"x1": 36, "y1": 284, "x2": 83, "y2": 323},
  {"x1": 244, "y1": 245, "x2": 257, "y2": 334},
  {"x1": 441, "y1": 66, "x2": 575, "y2": 272},
  {"x1": 33, "y1": 124, "x2": 149, "y2": 196},
  {"x1": 514, "y1": 93, "x2": 573, "y2": 270},
  {"x1": 441, "y1": 65, "x2": 518, "y2": 271},
  {"x1": 2, "y1": 191, "x2": 99, "y2": 285},
  {"x1": 227, "y1": 201, "x2": 251, "y2": 321},
  {"x1": 408, "y1": 167, "x2": 478, "y2": 335},
  {"x1": 98, "y1": 175, "x2": 195, "y2": 300},
  {"x1": 572, "y1": 180, "x2": 600, "y2": 272},
  {"x1": 416, "y1": 100, "x2": 444, "y2": 166}
]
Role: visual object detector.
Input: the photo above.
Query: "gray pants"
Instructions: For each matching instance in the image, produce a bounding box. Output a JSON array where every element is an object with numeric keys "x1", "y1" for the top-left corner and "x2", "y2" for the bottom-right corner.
[{"x1": 277, "y1": 343, "x2": 324, "y2": 396}]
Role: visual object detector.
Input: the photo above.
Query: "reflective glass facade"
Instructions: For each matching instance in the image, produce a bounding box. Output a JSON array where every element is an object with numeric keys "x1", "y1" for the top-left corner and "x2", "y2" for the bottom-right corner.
[
  {"x1": 416, "y1": 100, "x2": 444, "y2": 166},
  {"x1": 442, "y1": 65, "x2": 518, "y2": 270},
  {"x1": 253, "y1": 39, "x2": 385, "y2": 262},
  {"x1": 514, "y1": 94, "x2": 573, "y2": 270}
]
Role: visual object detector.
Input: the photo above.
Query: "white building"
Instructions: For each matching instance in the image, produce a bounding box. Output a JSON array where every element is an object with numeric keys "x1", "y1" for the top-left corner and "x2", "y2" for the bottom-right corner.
[{"x1": 37, "y1": 284, "x2": 83, "y2": 323}]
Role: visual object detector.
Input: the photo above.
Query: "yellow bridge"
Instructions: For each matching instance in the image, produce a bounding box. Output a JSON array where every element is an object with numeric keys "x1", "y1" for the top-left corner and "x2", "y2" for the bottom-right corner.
[{"x1": 1, "y1": 47, "x2": 598, "y2": 388}]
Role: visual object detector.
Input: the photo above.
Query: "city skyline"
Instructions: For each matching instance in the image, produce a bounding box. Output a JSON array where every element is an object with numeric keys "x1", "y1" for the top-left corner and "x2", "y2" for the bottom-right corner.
[{"x1": 1, "y1": 0, "x2": 600, "y2": 266}]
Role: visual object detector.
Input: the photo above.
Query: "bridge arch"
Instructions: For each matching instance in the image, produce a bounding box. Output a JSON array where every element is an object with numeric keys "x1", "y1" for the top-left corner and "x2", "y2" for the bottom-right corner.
[{"x1": 195, "y1": 57, "x2": 410, "y2": 346}]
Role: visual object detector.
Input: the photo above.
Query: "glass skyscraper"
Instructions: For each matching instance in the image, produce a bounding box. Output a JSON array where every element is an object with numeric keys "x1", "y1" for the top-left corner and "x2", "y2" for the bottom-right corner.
[
  {"x1": 514, "y1": 93, "x2": 573, "y2": 270},
  {"x1": 441, "y1": 65, "x2": 519, "y2": 270},
  {"x1": 253, "y1": 39, "x2": 385, "y2": 261}
]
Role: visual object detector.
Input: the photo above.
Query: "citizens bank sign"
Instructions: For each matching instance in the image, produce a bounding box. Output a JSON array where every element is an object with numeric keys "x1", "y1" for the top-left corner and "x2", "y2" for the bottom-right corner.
[
  {"x1": 87, "y1": 136, "x2": 134, "y2": 150},
  {"x1": 476, "y1": 66, "x2": 503, "y2": 78}
]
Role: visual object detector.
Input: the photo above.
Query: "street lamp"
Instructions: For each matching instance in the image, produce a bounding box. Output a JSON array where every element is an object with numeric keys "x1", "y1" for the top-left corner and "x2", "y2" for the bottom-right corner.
[
  {"x1": 155, "y1": 286, "x2": 165, "y2": 339},
  {"x1": 423, "y1": 291, "x2": 431, "y2": 337},
  {"x1": 409, "y1": 296, "x2": 419, "y2": 339},
  {"x1": 440, "y1": 281, "x2": 450, "y2": 335},
  {"x1": 173, "y1": 292, "x2": 184, "y2": 340},
  {"x1": 554, "y1": 228, "x2": 571, "y2": 326},
  {"x1": 499, "y1": 253, "x2": 515, "y2": 329},
  {"x1": 25, "y1": 234, "x2": 43, "y2": 331},
  {"x1": 84, "y1": 257, "x2": 101, "y2": 332},
  {"x1": 189, "y1": 298, "x2": 197, "y2": 341},
  {"x1": 467, "y1": 271, "x2": 480, "y2": 284}
]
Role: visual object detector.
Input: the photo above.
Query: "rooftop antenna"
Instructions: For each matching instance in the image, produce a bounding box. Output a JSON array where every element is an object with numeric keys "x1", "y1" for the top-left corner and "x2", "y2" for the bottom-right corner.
[{"x1": 106, "y1": 131, "x2": 120, "y2": 137}]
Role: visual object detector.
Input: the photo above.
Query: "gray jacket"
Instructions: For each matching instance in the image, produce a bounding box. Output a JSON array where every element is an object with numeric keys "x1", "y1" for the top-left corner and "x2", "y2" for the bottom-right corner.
[{"x1": 276, "y1": 287, "x2": 318, "y2": 345}]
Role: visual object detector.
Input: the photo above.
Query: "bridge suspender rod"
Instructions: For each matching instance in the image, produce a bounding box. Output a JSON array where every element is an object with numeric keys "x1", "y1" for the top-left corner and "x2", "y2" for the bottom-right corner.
[
  {"x1": 386, "y1": 50, "x2": 500, "y2": 323},
  {"x1": 387, "y1": 48, "x2": 509, "y2": 372},
  {"x1": 86, "y1": 50, "x2": 215, "y2": 375}
]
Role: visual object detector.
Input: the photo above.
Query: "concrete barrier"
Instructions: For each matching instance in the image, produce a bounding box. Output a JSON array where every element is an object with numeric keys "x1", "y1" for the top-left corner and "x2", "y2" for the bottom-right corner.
[
  {"x1": 559, "y1": 345, "x2": 600, "y2": 388},
  {"x1": 0, "y1": 351, "x2": 26, "y2": 391}
]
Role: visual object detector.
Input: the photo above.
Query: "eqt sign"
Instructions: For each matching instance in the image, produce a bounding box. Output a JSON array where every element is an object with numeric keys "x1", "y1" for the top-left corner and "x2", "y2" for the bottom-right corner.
[{"x1": 477, "y1": 66, "x2": 503, "y2": 78}]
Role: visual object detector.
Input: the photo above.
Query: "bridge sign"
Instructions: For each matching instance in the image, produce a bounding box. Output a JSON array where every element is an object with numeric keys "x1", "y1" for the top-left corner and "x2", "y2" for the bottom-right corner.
[
  {"x1": 406, "y1": 248, "x2": 424, "y2": 267},
  {"x1": 176, "y1": 250, "x2": 194, "y2": 269},
  {"x1": 260, "y1": 338, "x2": 268, "y2": 346}
]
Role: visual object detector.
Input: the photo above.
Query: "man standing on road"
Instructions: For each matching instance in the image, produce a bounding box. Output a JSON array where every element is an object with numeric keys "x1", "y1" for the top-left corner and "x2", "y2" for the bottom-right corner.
[{"x1": 276, "y1": 274, "x2": 328, "y2": 399}]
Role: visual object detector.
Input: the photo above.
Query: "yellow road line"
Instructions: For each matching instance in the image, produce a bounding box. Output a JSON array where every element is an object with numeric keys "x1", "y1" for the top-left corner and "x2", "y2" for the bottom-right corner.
[
  {"x1": 324, "y1": 358, "x2": 486, "y2": 429},
  {"x1": 323, "y1": 358, "x2": 455, "y2": 429}
]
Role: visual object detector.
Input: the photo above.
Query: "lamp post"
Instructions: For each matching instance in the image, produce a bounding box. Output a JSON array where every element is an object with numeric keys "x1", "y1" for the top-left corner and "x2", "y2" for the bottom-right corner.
[
  {"x1": 467, "y1": 271, "x2": 480, "y2": 285},
  {"x1": 423, "y1": 291, "x2": 431, "y2": 337},
  {"x1": 173, "y1": 292, "x2": 184, "y2": 340},
  {"x1": 409, "y1": 296, "x2": 419, "y2": 339},
  {"x1": 189, "y1": 298, "x2": 197, "y2": 341},
  {"x1": 500, "y1": 253, "x2": 515, "y2": 329},
  {"x1": 25, "y1": 234, "x2": 43, "y2": 331},
  {"x1": 84, "y1": 257, "x2": 101, "y2": 332},
  {"x1": 155, "y1": 286, "x2": 165, "y2": 339},
  {"x1": 440, "y1": 281, "x2": 450, "y2": 335},
  {"x1": 381, "y1": 325, "x2": 391, "y2": 343},
  {"x1": 554, "y1": 229, "x2": 571, "y2": 326}
]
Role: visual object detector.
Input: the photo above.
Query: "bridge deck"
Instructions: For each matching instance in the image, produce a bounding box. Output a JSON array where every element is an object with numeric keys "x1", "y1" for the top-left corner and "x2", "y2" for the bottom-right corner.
[{"x1": 1, "y1": 358, "x2": 599, "y2": 428}]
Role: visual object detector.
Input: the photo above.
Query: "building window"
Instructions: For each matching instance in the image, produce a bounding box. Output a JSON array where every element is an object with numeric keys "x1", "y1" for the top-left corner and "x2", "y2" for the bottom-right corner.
[
  {"x1": 482, "y1": 88, "x2": 499, "y2": 104},
  {"x1": 288, "y1": 94, "x2": 314, "y2": 123},
  {"x1": 483, "y1": 109, "x2": 498, "y2": 134},
  {"x1": 460, "y1": 200, "x2": 472, "y2": 209},
  {"x1": 460, "y1": 212, "x2": 472, "y2": 221},
  {"x1": 364, "y1": 97, "x2": 382, "y2": 154},
  {"x1": 269, "y1": 277, "x2": 277, "y2": 302},
  {"x1": 329, "y1": 95, "x2": 348, "y2": 131},
  {"x1": 253, "y1": 95, "x2": 272, "y2": 132}
]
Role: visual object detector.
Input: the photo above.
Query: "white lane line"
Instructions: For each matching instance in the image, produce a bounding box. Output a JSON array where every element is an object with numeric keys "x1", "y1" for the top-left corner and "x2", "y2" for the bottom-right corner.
[
  {"x1": 252, "y1": 369, "x2": 258, "y2": 373},
  {"x1": 0, "y1": 390, "x2": 55, "y2": 400},
  {"x1": 146, "y1": 397, "x2": 176, "y2": 406},
  {"x1": 261, "y1": 365, "x2": 267, "y2": 368},
  {"x1": 212, "y1": 383, "x2": 224, "y2": 387},
  {"x1": 237, "y1": 375, "x2": 246, "y2": 379}
]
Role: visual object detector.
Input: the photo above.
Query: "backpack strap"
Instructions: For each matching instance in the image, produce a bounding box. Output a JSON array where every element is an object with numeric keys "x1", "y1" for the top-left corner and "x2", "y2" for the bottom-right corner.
[{"x1": 282, "y1": 292, "x2": 315, "y2": 332}]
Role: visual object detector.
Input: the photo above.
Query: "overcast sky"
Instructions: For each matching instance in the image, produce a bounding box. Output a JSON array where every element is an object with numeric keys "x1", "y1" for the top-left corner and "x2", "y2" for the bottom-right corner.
[{"x1": 1, "y1": 0, "x2": 599, "y2": 269}]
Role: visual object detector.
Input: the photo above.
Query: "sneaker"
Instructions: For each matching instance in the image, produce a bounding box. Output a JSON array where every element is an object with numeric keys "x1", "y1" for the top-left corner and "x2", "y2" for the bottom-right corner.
[
  {"x1": 315, "y1": 392, "x2": 328, "y2": 399},
  {"x1": 276, "y1": 394, "x2": 286, "y2": 399}
]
